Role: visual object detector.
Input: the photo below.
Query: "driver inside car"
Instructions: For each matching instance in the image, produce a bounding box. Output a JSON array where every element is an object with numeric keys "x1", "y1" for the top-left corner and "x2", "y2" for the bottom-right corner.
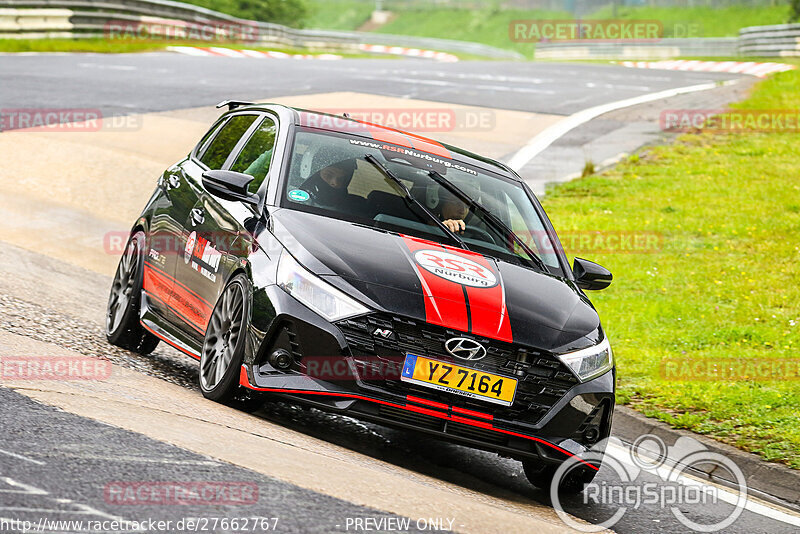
[
  {"x1": 300, "y1": 154, "x2": 367, "y2": 215},
  {"x1": 433, "y1": 186, "x2": 469, "y2": 234}
]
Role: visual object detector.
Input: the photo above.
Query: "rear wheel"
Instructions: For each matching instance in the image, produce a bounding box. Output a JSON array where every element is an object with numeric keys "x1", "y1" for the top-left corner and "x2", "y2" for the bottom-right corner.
[
  {"x1": 200, "y1": 273, "x2": 252, "y2": 403},
  {"x1": 106, "y1": 230, "x2": 159, "y2": 354}
]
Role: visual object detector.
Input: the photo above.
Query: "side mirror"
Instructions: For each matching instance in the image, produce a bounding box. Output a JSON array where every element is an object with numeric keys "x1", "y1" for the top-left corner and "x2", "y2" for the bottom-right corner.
[
  {"x1": 573, "y1": 257, "x2": 612, "y2": 290},
  {"x1": 202, "y1": 170, "x2": 260, "y2": 207}
]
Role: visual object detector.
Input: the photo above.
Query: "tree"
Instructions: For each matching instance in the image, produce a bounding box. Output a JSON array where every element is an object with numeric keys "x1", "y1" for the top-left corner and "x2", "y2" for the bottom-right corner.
[{"x1": 791, "y1": 0, "x2": 800, "y2": 23}]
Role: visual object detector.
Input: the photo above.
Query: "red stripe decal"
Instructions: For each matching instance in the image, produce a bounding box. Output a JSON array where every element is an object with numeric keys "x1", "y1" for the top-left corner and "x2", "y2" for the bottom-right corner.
[
  {"x1": 406, "y1": 395, "x2": 449, "y2": 411},
  {"x1": 365, "y1": 124, "x2": 413, "y2": 148},
  {"x1": 239, "y1": 366, "x2": 597, "y2": 471},
  {"x1": 460, "y1": 253, "x2": 513, "y2": 343},
  {"x1": 451, "y1": 406, "x2": 493, "y2": 421},
  {"x1": 143, "y1": 264, "x2": 212, "y2": 332},
  {"x1": 146, "y1": 261, "x2": 212, "y2": 307},
  {"x1": 400, "y1": 236, "x2": 512, "y2": 343},
  {"x1": 143, "y1": 290, "x2": 205, "y2": 335},
  {"x1": 405, "y1": 132, "x2": 451, "y2": 159},
  {"x1": 450, "y1": 414, "x2": 494, "y2": 429},
  {"x1": 401, "y1": 236, "x2": 469, "y2": 332}
]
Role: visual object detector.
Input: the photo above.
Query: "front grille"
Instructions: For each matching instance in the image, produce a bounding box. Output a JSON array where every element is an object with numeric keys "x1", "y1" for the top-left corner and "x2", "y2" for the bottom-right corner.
[
  {"x1": 336, "y1": 314, "x2": 578, "y2": 423},
  {"x1": 377, "y1": 405, "x2": 507, "y2": 445},
  {"x1": 378, "y1": 405, "x2": 441, "y2": 431}
]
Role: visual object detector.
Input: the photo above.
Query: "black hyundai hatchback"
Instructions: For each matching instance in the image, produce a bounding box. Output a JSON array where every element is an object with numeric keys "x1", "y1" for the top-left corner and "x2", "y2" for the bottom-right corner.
[{"x1": 106, "y1": 102, "x2": 615, "y2": 491}]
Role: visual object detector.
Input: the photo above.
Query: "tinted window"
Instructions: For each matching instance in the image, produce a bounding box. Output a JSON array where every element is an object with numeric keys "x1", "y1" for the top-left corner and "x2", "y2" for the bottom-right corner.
[
  {"x1": 282, "y1": 129, "x2": 562, "y2": 275},
  {"x1": 230, "y1": 116, "x2": 277, "y2": 194},
  {"x1": 199, "y1": 115, "x2": 257, "y2": 170}
]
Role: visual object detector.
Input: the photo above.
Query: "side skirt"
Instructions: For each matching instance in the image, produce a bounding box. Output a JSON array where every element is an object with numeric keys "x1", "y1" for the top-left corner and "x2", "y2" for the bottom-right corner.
[{"x1": 140, "y1": 296, "x2": 202, "y2": 359}]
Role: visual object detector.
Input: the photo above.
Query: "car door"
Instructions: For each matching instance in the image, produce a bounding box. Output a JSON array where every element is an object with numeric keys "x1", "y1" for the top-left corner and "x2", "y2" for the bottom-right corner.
[
  {"x1": 164, "y1": 113, "x2": 261, "y2": 340},
  {"x1": 180, "y1": 114, "x2": 279, "y2": 326},
  {"x1": 143, "y1": 162, "x2": 191, "y2": 321}
]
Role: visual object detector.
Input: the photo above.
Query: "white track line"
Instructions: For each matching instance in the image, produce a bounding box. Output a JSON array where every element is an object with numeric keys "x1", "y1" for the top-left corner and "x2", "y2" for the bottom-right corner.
[
  {"x1": 507, "y1": 80, "x2": 737, "y2": 171},
  {"x1": 606, "y1": 443, "x2": 800, "y2": 527},
  {"x1": 0, "y1": 448, "x2": 45, "y2": 466}
]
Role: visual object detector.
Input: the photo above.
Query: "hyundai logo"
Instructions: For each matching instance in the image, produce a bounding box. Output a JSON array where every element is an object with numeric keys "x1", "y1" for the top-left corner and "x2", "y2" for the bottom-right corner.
[{"x1": 445, "y1": 338, "x2": 487, "y2": 361}]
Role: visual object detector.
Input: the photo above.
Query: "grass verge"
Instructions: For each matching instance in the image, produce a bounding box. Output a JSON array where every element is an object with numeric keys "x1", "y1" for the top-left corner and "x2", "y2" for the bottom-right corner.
[
  {"x1": 541, "y1": 68, "x2": 800, "y2": 468},
  {"x1": 589, "y1": 5, "x2": 792, "y2": 38},
  {"x1": 305, "y1": 0, "x2": 374, "y2": 31},
  {"x1": 328, "y1": 4, "x2": 794, "y2": 55},
  {"x1": 372, "y1": 8, "x2": 569, "y2": 58},
  {"x1": 0, "y1": 38, "x2": 381, "y2": 58}
]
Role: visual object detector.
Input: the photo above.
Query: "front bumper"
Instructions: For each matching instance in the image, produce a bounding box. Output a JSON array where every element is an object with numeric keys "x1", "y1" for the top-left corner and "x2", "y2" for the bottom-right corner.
[{"x1": 241, "y1": 286, "x2": 614, "y2": 467}]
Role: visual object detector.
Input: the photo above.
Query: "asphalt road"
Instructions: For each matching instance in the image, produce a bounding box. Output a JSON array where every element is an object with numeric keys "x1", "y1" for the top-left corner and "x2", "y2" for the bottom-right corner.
[
  {"x1": 0, "y1": 242, "x2": 795, "y2": 533},
  {"x1": 1, "y1": 53, "x2": 797, "y2": 533},
  {"x1": 0, "y1": 387, "x2": 425, "y2": 534},
  {"x1": 0, "y1": 54, "x2": 739, "y2": 119}
]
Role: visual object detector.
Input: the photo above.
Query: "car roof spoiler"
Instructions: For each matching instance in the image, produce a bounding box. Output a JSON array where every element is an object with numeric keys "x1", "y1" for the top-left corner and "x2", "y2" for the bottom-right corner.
[{"x1": 216, "y1": 100, "x2": 255, "y2": 111}]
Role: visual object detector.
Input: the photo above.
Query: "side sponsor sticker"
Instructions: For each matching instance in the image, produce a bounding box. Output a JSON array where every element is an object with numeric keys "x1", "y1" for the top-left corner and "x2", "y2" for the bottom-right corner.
[{"x1": 184, "y1": 231, "x2": 222, "y2": 282}]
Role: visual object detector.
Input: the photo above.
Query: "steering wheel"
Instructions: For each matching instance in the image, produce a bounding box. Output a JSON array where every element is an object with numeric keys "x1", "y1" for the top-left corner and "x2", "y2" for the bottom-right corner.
[{"x1": 461, "y1": 226, "x2": 496, "y2": 245}]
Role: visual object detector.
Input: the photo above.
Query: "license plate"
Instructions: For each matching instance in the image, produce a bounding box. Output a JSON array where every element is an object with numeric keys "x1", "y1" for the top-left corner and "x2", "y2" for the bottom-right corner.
[{"x1": 400, "y1": 354, "x2": 517, "y2": 406}]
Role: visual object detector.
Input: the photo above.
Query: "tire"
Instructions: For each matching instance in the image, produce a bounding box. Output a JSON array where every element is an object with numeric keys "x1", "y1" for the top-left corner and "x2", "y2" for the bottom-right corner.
[
  {"x1": 106, "y1": 230, "x2": 159, "y2": 355},
  {"x1": 522, "y1": 459, "x2": 599, "y2": 495},
  {"x1": 199, "y1": 273, "x2": 251, "y2": 403}
]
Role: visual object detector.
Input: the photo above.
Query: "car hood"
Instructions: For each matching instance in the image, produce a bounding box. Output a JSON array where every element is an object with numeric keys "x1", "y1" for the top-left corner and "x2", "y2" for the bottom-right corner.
[{"x1": 270, "y1": 209, "x2": 600, "y2": 351}]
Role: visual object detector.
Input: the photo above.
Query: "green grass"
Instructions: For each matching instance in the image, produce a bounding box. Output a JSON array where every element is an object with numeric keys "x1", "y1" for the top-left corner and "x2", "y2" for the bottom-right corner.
[
  {"x1": 306, "y1": 3, "x2": 794, "y2": 55},
  {"x1": 310, "y1": 3, "x2": 792, "y2": 56},
  {"x1": 540, "y1": 68, "x2": 800, "y2": 468},
  {"x1": 0, "y1": 38, "x2": 171, "y2": 53},
  {"x1": 0, "y1": 38, "x2": 379, "y2": 58},
  {"x1": 305, "y1": 0, "x2": 373, "y2": 31},
  {"x1": 589, "y1": 5, "x2": 792, "y2": 38},
  {"x1": 372, "y1": 8, "x2": 570, "y2": 58}
]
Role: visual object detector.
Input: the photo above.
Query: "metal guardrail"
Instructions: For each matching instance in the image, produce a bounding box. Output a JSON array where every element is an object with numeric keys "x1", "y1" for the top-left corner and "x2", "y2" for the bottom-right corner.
[
  {"x1": 3, "y1": 0, "x2": 796, "y2": 61},
  {"x1": 0, "y1": 0, "x2": 524, "y2": 59},
  {"x1": 535, "y1": 24, "x2": 800, "y2": 60},
  {"x1": 534, "y1": 38, "x2": 739, "y2": 60},
  {"x1": 738, "y1": 23, "x2": 800, "y2": 57}
]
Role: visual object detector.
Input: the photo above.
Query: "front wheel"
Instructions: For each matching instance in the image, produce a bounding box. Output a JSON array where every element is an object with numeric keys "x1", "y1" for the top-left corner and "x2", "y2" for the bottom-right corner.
[
  {"x1": 106, "y1": 230, "x2": 159, "y2": 355},
  {"x1": 199, "y1": 273, "x2": 251, "y2": 403},
  {"x1": 522, "y1": 458, "x2": 599, "y2": 495}
]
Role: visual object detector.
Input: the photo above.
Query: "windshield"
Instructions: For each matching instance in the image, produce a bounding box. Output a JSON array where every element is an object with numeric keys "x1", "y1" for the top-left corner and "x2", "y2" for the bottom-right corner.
[{"x1": 281, "y1": 128, "x2": 564, "y2": 275}]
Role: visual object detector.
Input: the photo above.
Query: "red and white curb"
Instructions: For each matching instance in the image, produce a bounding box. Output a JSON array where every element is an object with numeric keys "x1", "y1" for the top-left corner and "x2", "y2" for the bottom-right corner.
[
  {"x1": 357, "y1": 44, "x2": 458, "y2": 62},
  {"x1": 620, "y1": 59, "x2": 795, "y2": 78},
  {"x1": 166, "y1": 46, "x2": 342, "y2": 60}
]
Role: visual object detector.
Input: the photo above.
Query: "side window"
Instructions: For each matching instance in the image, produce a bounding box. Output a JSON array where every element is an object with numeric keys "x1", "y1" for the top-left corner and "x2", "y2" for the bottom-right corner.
[
  {"x1": 503, "y1": 191, "x2": 559, "y2": 270},
  {"x1": 198, "y1": 115, "x2": 258, "y2": 170},
  {"x1": 230, "y1": 116, "x2": 278, "y2": 194}
]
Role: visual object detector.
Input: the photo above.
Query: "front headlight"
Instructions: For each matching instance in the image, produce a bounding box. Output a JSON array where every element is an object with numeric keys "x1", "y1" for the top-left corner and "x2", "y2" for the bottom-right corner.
[
  {"x1": 556, "y1": 338, "x2": 613, "y2": 382},
  {"x1": 277, "y1": 250, "x2": 369, "y2": 322}
]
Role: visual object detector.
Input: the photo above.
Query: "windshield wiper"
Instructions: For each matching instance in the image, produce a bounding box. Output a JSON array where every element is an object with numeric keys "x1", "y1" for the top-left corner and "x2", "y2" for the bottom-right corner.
[
  {"x1": 428, "y1": 170, "x2": 548, "y2": 273},
  {"x1": 362, "y1": 155, "x2": 469, "y2": 250}
]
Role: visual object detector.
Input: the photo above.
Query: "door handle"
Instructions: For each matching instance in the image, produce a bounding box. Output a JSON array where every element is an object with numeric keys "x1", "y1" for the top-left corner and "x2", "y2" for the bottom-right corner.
[{"x1": 190, "y1": 208, "x2": 205, "y2": 226}]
